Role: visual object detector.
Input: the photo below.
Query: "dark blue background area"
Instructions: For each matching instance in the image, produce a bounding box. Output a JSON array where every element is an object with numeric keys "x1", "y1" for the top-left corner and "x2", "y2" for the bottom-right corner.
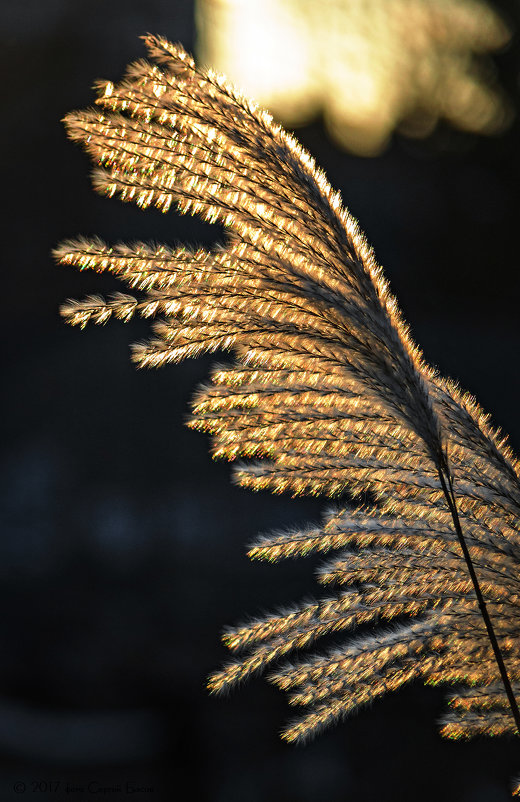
[{"x1": 2, "y1": 1, "x2": 520, "y2": 800}]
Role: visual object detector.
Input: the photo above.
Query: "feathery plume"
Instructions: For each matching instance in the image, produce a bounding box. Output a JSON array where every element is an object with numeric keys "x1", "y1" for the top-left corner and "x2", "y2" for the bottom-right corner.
[{"x1": 56, "y1": 35, "x2": 520, "y2": 791}]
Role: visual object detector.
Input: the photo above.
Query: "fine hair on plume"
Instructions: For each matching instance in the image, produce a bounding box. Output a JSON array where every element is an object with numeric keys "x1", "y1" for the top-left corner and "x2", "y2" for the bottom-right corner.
[{"x1": 55, "y1": 34, "x2": 520, "y2": 794}]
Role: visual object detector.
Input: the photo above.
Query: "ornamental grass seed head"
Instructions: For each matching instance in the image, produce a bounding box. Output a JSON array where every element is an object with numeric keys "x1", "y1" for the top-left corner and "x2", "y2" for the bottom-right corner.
[{"x1": 56, "y1": 34, "x2": 520, "y2": 793}]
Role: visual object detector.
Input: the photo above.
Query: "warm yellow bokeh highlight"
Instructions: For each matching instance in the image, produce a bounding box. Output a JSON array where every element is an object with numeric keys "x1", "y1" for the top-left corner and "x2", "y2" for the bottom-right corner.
[{"x1": 196, "y1": 0, "x2": 512, "y2": 154}]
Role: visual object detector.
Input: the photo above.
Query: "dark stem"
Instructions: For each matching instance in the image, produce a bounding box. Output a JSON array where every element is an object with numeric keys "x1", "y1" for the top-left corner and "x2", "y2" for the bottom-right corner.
[{"x1": 436, "y1": 454, "x2": 520, "y2": 735}]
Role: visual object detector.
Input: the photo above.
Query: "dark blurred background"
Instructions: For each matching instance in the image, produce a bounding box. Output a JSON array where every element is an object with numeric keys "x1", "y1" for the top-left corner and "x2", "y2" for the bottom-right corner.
[{"x1": 2, "y1": 1, "x2": 520, "y2": 800}]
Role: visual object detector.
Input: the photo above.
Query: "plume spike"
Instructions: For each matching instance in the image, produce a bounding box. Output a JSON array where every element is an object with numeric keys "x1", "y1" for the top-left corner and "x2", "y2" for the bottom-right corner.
[{"x1": 56, "y1": 36, "x2": 520, "y2": 790}]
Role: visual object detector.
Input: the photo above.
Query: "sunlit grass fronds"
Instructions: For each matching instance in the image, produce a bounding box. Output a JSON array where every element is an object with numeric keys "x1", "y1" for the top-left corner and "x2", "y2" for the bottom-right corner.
[
  {"x1": 440, "y1": 709, "x2": 518, "y2": 739},
  {"x1": 58, "y1": 35, "x2": 520, "y2": 789},
  {"x1": 443, "y1": 683, "x2": 520, "y2": 739}
]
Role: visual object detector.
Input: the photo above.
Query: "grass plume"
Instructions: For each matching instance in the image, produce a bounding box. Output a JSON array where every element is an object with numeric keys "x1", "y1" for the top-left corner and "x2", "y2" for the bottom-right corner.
[{"x1": 56, "y1": 35, "x2": 520, "y2": 792}]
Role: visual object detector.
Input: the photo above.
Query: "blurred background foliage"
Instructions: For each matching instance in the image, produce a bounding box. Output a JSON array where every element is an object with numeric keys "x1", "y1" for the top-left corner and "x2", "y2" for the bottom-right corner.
[
  {"x1": 197, "y1": 0, "x2": 513, "y2": 154},
  {"x1": 2, "y1": 0, "x2": 520, "y2": 799}
]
